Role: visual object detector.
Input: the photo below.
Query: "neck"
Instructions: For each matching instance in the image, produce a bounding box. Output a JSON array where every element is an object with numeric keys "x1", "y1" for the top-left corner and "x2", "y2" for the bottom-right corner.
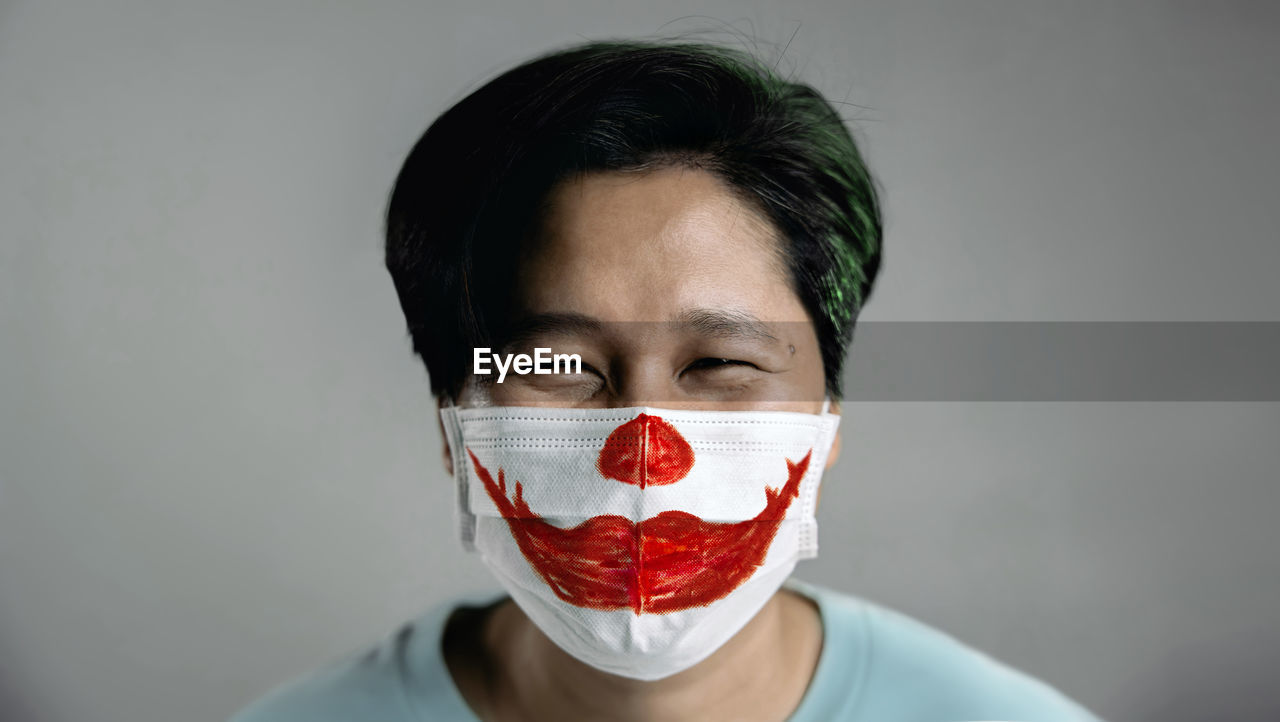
[{"x1": 481, "y1": 589, "x2": 822, "y2": 722}]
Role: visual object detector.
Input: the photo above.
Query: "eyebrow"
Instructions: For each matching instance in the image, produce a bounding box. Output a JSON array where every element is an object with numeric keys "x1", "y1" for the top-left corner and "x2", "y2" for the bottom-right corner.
[
  {"x1": 672, "y1": 308, "x2": 780, "y2": 344},
  {"x1": 502, "y1": 308, "x2": 781, "y2": 347},
  {"x1": 503, "y1": 312, "x2": 604, "y2": 349}
]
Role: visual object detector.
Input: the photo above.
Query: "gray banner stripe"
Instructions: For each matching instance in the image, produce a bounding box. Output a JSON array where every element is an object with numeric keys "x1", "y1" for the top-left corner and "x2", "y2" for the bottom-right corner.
[{"x1": 843, "y1": 322, "x2": 1280, "y2": 401}]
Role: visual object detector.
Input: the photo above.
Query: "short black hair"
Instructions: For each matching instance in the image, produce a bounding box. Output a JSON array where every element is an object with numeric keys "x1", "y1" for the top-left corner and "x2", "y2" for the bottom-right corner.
[{"x1": 385, "y1": 40, "x2": 883, "y2": 400}]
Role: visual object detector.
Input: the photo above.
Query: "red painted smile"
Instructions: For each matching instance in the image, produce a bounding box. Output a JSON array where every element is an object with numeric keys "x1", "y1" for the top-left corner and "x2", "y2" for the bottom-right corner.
[{"x1": 466, "y1": 414, "x2": 812, "y2": 615}]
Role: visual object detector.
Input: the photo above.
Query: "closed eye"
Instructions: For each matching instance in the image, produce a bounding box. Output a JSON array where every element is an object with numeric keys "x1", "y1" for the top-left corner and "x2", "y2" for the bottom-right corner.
[{"x1": 685, "y1": 358, "x2": 757, "y2": 372}]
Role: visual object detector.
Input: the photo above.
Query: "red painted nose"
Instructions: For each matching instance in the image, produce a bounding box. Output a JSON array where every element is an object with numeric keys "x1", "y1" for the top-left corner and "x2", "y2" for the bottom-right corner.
[{"x1": 596, "y1": 414, "x2": 695, "y2": 488}]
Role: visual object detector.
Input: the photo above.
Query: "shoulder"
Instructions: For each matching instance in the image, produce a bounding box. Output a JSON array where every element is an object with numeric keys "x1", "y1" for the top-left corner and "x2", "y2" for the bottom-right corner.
[
  {"x1": 795, "y1": 581, "x2": 1103, "y2": 722},
  {"x1": 227, "y1": 594, "x2": 497, "y2": 722},
  {"x1": 227, "y1": 625, "x2": 420, "y2": 722}
]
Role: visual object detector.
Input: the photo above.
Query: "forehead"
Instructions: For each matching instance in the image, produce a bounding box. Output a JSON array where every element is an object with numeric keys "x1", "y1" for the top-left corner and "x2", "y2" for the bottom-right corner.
[{"x1": 514, "y1": 166, "x2": 807, "y2": 324}]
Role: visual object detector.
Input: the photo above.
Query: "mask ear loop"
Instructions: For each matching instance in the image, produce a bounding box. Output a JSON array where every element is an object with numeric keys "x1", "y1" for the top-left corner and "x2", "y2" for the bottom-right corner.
[
  {"x1": 820, "y1": 397, "x2": 832, "y2": 415},
  {"x1": 437, "y1": 397, "x2": 478, "y2": 551}
]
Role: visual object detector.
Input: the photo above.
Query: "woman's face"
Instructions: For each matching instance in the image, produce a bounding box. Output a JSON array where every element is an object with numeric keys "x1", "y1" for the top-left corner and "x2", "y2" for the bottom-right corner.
[{"x1": 458, "y1": 165, "x2": 828, "y2": 414}]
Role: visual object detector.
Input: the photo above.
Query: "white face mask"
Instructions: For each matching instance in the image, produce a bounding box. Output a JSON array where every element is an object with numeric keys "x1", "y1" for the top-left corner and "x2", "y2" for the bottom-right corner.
[{"x1": 439, "y1": 403, "x2": 840, "y2": 681}]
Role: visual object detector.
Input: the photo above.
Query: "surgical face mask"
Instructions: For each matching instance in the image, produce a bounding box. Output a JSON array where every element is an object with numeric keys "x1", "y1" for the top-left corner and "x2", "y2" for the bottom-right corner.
[{"x1": 439, "y1": 403, "x2": 840, "y2": 681}]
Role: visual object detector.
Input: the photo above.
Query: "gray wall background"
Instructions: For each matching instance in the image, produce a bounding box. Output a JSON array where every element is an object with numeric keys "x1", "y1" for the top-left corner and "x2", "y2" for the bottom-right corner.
[{"x1": 2, "y1": 1, "x2": 1278, "y2": 721}]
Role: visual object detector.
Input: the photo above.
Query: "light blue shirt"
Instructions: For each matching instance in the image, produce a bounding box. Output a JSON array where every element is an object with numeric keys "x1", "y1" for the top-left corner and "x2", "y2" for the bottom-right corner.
[{"x1": 230, "y1": 579, "x2": 1102, "y2": 721}]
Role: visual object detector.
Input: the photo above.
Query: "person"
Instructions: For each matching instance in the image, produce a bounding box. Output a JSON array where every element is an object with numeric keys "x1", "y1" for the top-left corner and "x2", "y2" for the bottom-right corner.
[{"x1": 230, "y1": 40, "x2": 1101, "y2": 721}]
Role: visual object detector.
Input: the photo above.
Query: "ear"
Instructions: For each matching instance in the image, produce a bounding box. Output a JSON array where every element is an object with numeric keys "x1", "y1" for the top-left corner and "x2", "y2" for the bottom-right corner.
[
  {"x1": 824, "y1": 399, "x2": 842, "y2": 470},
  {"x1": 436, "y1": 399, "x2": 453, "y2": 477}
]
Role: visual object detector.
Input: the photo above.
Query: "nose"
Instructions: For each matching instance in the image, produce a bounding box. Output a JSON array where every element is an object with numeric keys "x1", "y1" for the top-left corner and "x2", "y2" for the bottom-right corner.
[
  {"x1": 603, "y1": 360, "x2": 681, "y2": 410},
  {"x1": 596, "y1": 414, "x2": 695, "y2": 488}
]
